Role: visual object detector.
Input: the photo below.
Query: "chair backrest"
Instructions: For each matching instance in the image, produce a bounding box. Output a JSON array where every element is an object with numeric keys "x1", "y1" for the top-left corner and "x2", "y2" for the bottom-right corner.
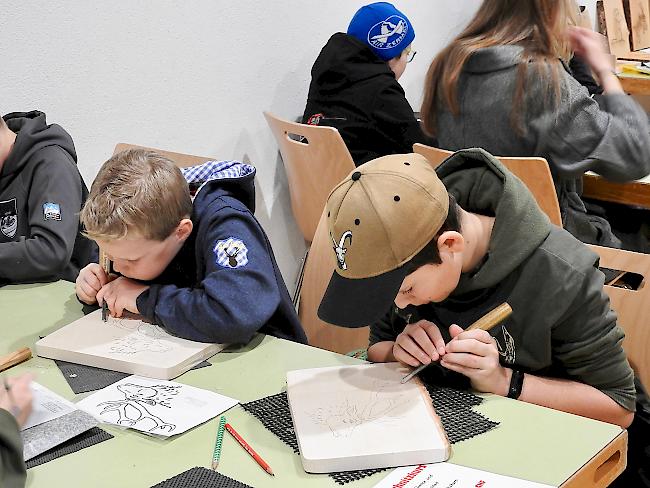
[
  {"x1": 588, "y1": 244, "x2": 650, "y2": 389},
  {"x1": 413, "y1": 143, "x2": 563, "y2": 227},
  {"x1": 299, "y1": 208, "x2": 370, "y2": 354},
  {"x1": 113, "y1": 143, "x2": 213, "y2": 168},
  {"x1": 98, "y1": 143, "x2": 214, "y2": 266},
  {"x1": 264, "y1": 112, "x2": 355, "y2": 243}
]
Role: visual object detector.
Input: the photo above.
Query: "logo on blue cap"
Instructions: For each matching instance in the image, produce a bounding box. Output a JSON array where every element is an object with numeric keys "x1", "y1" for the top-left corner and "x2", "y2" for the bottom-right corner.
[{"x1": 367, "y1": 15, "x2": 408, "y2": 50}]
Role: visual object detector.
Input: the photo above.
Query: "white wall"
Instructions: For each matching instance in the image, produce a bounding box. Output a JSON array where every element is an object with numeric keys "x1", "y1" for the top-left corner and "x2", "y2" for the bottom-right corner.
[{"x1": 0, "y1": 1, "x2": 481, "y2": 287}]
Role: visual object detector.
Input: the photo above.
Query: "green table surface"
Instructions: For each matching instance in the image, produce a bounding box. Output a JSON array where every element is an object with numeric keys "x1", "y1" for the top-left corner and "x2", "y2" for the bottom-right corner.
[{"x1": 1, "y1": 281, "x2": 623, "y2": 488}]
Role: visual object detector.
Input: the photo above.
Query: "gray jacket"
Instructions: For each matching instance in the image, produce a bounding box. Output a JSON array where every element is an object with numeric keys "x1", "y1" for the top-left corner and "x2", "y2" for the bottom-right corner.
[{"x1": 436, "y1": 45, "x2": 650, "y2": 246}]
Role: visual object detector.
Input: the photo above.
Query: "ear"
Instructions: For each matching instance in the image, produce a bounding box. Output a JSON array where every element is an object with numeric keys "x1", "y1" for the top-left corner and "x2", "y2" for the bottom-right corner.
[
  {"x1": 174, "y1": 218, "x2": 193, "y2": 242},
  {"x1": 436, "y1": 231, "x2": 464, "y2": 255}
]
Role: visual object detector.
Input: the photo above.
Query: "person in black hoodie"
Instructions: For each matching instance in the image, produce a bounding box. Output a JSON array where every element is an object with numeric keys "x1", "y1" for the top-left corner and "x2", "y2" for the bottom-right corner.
[
  {"x1": 302, "y1": 2, "x2": 434, "y2": 166},
  {"x1": 0, "y1": 111, "x2": 94, "y2": 285}
]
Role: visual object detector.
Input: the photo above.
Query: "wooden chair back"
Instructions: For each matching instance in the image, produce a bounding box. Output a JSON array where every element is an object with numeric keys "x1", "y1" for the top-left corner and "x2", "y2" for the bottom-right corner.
[
  {"x1": 98, "y1": 143, "x2": 214, "y2": 266},
  {"x1": 413, "y1": 144, "x2": 563, "y2": 227},
  {"x1": 264, "y1": 112, "x2": 355, "y2": 243},
  {"x1": 588, "y1": 244, "x2": 650, "y2": 389},
  {"x1": 299, "y1": 208, "x2": 369, "y2": 354},
  {"x1": 113, "y1": 143, "x2": 213, "y2": 168}
]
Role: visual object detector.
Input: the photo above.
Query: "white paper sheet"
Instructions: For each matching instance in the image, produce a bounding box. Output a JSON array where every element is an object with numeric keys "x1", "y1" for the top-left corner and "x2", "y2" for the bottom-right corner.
[
  {"x1": 21, "y1": 382, "x2": 76, "y2": 431},
  {"x1": 373, "y1": 463, "x2": 555, "y2": 488},
  {"x1": 76, "y1": 376, "x2": 238, "y2": 437}
]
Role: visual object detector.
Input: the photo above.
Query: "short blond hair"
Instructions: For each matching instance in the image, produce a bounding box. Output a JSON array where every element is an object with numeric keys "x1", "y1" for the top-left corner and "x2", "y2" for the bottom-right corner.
[{"x1": 81, "y1": 149, "x2": 192, "y2": 241}]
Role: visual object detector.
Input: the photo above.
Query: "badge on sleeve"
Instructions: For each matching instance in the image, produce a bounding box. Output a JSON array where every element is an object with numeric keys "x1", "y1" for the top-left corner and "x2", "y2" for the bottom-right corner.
[
  {"x1": 43, "y1": 202, "x2": 62, "y2": 221},
  {"x1": 0, "y1": 198, "x2": 18, "y2": 238},
  {"x1": 214, "y1": 237, "x2": 249, "y2": 269}
]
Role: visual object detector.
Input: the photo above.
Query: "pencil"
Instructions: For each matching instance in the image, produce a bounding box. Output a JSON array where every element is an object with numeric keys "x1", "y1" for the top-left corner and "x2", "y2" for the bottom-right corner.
[
  {"x1": 401, "y1": 302, "x2": 513, "y2": 384},
  {"x1": 225, "y1": 422, "x2": 274, "y2": 476},
  {"x1": 101, "y1": 254, "x2": 111, "y2": 322},
  {"x1": 0, "y1": 347, "x2": 32, "y2": 372},
  {"x1": 211, "y1": 416, "x2": 226, "y2": 471}
]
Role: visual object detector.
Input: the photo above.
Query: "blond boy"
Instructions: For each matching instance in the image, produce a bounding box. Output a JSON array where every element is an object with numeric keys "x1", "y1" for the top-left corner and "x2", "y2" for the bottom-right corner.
[{"x1": 76, "y1": 149, "x2": 306, "y2": 344}]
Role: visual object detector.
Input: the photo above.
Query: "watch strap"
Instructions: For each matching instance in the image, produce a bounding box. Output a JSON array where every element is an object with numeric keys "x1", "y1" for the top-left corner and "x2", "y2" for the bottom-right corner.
[{"x1": 507, "y1": 369, "x2": 525, "y2": 399}]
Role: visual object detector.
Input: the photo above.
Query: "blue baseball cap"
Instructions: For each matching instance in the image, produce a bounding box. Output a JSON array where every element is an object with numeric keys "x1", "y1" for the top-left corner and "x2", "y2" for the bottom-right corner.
[{"x1": 347, "y1": 2, "x2": 415, "y2": 61}]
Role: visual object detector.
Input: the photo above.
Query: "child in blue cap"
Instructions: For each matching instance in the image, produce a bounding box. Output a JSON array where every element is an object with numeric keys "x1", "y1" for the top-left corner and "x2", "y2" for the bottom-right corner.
[{"x1": 302, "y1": 2, "x2": 435, "y2": 166}]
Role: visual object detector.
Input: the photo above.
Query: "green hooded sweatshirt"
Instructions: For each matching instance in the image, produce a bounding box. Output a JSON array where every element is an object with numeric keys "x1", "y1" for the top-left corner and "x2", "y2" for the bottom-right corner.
[{"x1": 370, "y1": 148, "x2": 636, "y2": 411}]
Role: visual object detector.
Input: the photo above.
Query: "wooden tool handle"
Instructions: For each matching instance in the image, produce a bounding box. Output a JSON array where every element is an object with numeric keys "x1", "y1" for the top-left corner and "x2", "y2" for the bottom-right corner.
[
  {"x1": 466, "y1": 303, "x2": 512, "y2": 332},
  {"x1": 0, "y1": 347, "x2": 32, "y2": 372}
]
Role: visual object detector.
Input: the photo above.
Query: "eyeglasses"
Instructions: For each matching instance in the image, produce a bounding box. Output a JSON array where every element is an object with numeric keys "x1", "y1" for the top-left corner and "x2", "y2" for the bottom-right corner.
[{"x1": 405, "y1": 48, "x2": 417, "y2": 63}]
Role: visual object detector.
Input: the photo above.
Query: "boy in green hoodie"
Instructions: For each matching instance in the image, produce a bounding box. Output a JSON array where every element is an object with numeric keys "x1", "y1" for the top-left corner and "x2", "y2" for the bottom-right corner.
[{"x1": 318, "y1": 150, "x2": 636, "y2": 429}]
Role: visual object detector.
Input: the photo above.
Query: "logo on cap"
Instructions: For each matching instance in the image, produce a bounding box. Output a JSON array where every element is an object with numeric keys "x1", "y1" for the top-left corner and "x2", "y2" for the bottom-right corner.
[
  {"x1": 367, "y1": 15, "x2": 408, "y2": 50},
  {"x1": 331, "y1": 230, "x2": 353, "y2": 270}
]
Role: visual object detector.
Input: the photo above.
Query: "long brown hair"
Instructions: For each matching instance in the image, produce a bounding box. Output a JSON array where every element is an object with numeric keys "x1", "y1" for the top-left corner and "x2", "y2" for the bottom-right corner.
[{"x1": 421, "y1": 0, "x2": 573, "y2": 136}]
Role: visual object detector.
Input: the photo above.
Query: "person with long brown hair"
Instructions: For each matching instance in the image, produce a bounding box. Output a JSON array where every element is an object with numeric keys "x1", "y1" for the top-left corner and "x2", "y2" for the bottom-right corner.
[{"x1": 421, "y1": 0, "x2": 650, "y2": 251}]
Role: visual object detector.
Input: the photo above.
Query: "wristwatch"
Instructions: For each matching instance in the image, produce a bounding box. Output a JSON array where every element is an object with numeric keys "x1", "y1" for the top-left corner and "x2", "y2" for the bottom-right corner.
[{"x1": 507, "y1": 369, "x2": 525, "y2": 399}]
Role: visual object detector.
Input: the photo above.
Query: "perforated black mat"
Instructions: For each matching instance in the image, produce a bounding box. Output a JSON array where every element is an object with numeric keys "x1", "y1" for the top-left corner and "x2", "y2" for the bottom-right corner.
[
  {"x1": 55, "y1": 359, "x2": 212, "y2": 394},
  {"x1": 242, "y1": 386, "x2": 499, "y2": 485},
  {"x1": 25, "y1": 427, "x2": 114, "y2": 469},
  {"x1": 151, "y1": 467, "x2": 253, "y2": 488}
]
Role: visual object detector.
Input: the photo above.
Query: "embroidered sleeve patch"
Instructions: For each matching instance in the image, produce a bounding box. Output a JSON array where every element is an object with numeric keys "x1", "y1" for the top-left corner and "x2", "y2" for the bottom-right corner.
[
  {"x1": 0, "y1": 198, "x2": 18, "y2": 238},
  {"x1": 213, "y1": 237, "x2": 249, "y2": 269},
  {"x1": 43, "y1": 202, "x2": 62, "y2": 221}
]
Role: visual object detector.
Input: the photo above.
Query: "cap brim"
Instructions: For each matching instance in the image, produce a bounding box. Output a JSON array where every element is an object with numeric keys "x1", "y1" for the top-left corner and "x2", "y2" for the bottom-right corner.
[{"x1": 317, "y1": 265, "x2": 409, "y2": 328}]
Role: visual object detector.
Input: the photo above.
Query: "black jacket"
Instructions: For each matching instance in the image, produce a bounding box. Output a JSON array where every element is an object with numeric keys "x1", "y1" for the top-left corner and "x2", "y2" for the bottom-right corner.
[
  {"x1": 0, "y1": 111, "x2": 95, "y2": 285},
  {"x1": 302, "y1": 33, "x2": 434, "y2": 166}
]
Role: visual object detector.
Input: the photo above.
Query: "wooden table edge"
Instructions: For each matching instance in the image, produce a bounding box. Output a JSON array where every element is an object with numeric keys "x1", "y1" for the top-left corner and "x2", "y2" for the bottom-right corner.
[
  {"x1": 582, "y1": 174, "x2": 650, "y2": 209},
  {"x1": 560, "y1": 429, "x2": 627, "y2": 488}
]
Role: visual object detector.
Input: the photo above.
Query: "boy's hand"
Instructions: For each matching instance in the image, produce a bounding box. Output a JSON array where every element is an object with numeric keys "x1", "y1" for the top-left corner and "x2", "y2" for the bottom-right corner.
[
  {"x1": 0, "y1": 373, "x2": 35, "y2": 427},
  {"x1": 76, "y1": 263, "x2": 109, "y2": 304},
  {"x1": 96, "y1": 276, "x2": 149, "y2": 318},
  {"x1": 441, "y1": 324, "x2": 509, "y2": 395},
  {"x1": 393, "y1": 320, "x2": 447, "y2": 368}
]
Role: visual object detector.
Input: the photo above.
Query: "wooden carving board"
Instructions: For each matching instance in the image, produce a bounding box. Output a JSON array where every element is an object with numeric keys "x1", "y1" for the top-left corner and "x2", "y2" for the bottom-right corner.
[
  {"x1": 604, "y1": 0, "x2": 632, "y2": 55},
  {"x1": 604, "y1": 0, "x2": 650, "y2": 60},
  {"x1": 35, "y1": 310, "x2": 224, "y2": 380},
  {"x1": 629, "y1": 0, "x2": 650, "y2": 50},
  {"x1": 286, "y1": 362, "x2": 450, "y2": 473}
]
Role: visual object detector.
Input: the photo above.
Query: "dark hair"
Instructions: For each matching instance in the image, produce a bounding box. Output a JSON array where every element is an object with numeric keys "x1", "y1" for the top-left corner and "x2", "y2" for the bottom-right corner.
[{"x1": 405, "y1": 195, "x2": 461, "y2": 272}]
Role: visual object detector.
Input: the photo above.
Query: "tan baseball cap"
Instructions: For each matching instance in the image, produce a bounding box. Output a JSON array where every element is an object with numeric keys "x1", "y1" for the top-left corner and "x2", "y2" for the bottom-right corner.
[{"x1": 318, "y1": 153, "x2": 449, "y2": 327}]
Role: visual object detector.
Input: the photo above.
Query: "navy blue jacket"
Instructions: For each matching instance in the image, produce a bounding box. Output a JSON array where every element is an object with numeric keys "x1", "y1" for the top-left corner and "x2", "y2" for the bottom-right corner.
[{"x1": 136, "y1": 161, "x2": 307, "y2": 345}]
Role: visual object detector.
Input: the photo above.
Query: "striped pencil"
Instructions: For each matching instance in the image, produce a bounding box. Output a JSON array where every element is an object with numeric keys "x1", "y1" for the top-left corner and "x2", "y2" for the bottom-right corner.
[{"x1": 211, "y1": 416, "x2": 226, "y2": 470}]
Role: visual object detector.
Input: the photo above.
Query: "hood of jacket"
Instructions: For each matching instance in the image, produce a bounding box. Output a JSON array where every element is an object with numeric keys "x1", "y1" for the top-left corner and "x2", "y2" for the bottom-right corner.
[
  {"x1": 436, "y1": 148, "x2": 552, "y2": 294},
  {"x1": 309, "y1": 33, "x2": 396, "y2": 94},
  {"x1": 1, "y1": 111, "x2": 77, "y2": 180},
  {"x1": 181, "y1": 159, "x2": 256, "y2": 223},
  {"x1": 463, "y1": 45, "x2": 524, "y2": 74}
]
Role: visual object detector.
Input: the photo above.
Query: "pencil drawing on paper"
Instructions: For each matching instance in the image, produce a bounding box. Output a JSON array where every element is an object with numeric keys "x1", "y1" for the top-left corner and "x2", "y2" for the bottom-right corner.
[
  {"x1": 108, "y1": 317, "x2": 173, "y2": 355},
  {"x1": 97, "y1": 383, "x2": 180, "y2": 433},
  {"x1": 306, "y1": 381, "x2": 409, "y2": 438}
]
